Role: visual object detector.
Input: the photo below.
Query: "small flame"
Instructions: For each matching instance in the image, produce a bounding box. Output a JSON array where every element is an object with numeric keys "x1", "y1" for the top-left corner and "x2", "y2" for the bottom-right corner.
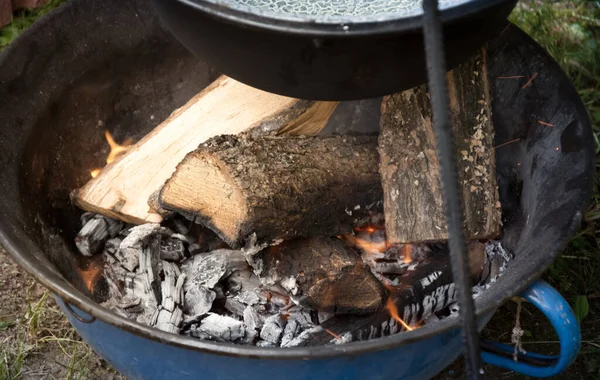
[
  {"x1": 344, "y1": 234, "x2": 388, "y2": 255},
  {"x1": 403, "y1": 244, "x2": 412, "y2": 264},
  {"x1": 90, "y1": 130, "x2": 133, "y2": 178},
  {"x1": 386, "y1": 296, "x2": 414, "y2": 331},
  {"x1": 79, "y1": 260, "x2": 103, "y2": 293}
]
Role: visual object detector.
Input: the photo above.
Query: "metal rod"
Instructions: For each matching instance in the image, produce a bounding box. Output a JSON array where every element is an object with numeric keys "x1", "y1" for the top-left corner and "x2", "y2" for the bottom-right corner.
[{"x1": 421, "y1": 0, "x2": 483, "y2": 378}]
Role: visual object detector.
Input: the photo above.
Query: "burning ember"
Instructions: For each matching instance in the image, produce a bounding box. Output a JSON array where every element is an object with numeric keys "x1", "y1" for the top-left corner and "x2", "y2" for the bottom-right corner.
[{"x1": 90, "y1": 130, "x2": 133, "y2": 178}]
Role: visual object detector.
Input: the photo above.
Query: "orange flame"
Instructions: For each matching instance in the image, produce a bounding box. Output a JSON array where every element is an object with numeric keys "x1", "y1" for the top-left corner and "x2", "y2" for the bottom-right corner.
[
  {"x1": 79, "y1": 260, "x2": 103, "y2": 293},
  {"x1": 344, "y1": 234, "x2": 388, "y2": 255},
  {"x1": 403, "y1": 244, "x2": 412, "y2": 264},
  {"x1": 386, "y1": 297, "x2": 414, "y2": 331},
  {"x1": 90, "y1": 130, "x2": 133, "y2": 178}
]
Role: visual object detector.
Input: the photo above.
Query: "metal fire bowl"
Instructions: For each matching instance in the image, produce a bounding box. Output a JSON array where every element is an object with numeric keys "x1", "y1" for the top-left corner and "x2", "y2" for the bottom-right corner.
[{"x1": 0, "y1": 0, "x2": 593, "y2": 379}]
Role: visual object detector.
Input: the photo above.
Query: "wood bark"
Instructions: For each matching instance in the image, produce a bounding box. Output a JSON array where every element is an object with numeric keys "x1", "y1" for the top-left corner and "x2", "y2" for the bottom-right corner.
[
  {"x1": 286, "y1": 241, "x2": 486, "y2": 347},
  {"x1": 159, "y1": 134, "x2": 382, "y2": 247},
  {"x1": 71, "y1": 75, "x2": 338, "y2": 225},
  {"x1": 255, "y1": 236, "x2": 386, "y2": 315},
  {"x1": 379, "y1": 48, "x2": 502, "y2": 244}
]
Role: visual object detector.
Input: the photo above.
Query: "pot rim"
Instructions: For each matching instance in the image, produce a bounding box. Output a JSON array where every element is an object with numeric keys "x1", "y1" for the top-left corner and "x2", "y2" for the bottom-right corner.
[{"x1": 169, "y1": 0, "x2": 514, "y2": 37}]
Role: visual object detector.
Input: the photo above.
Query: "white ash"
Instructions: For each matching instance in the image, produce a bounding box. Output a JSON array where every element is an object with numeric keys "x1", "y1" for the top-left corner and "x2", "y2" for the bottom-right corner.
[
  {"x1": 84, "y1": 213, "x2": 511, "y2": 347},
  {"x1": 189, "y1": 313, "x2": 246, "y2": 342},
  {"x1": 260, "y1": 314, "x2": 286, "y2": 344}
]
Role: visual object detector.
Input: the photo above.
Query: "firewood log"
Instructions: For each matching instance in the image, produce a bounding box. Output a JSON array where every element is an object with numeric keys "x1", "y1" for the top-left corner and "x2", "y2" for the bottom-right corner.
[
  {"x1": 379, "y1": 48, "x2": 502, "y2": 243},
  {"x1": 254, "y1": 236, "x2": 386, "y2": 315},
  {"x1": 284, "y1": 241, "x2": 487, "y2": 347},
  {"x1": 71, "y1": 76, "x2": 338, "y2": 225},
  {"x1": 159, "y1": 134, "x2": 382, "y2": 247}
]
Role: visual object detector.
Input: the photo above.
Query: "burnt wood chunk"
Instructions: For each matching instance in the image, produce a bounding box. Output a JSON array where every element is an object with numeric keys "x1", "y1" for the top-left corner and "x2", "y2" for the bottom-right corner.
[
  {"x1": 75, "y1": 216, "x2": 110, "y2": 256},
  {"x1": 286, "y1": 242, "x2": 487, "y2": 347},
  {"x1": 255, "y1": 236, "x2": 386, "y2": 315},
  {"x1": 71, "y1": 75, "x2": 338, "y2": 225},
  {"x1": 379, "y1": 48, "x2": 502, "y2": 243},
  {"x1": 159, "y1": 134, "x2": 382, "y2": 247}
]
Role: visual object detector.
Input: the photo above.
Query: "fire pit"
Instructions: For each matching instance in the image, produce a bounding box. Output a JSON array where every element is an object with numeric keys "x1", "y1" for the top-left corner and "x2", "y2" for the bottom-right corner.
[{"x1": 0, "y1": 0, "x2": 594, "y2": 379}]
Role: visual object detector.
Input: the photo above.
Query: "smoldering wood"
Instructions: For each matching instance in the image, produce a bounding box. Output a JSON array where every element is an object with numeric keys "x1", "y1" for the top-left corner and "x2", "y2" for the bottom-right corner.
[
  {"x1": 159, "y1": 134, "x2": 382, "y2": 248},
  {"x1": 75, "y1": 216, "x2": 110, "y2": 256},
  {"x1": 286, "y1": 242, "x2": 487, "y2": 347},
  {"x1": 253, "y1": 237, "x2": 386, "y2": 315},
  {"x1": 160, "y1": 237, "x2": 187, "y2": 261},
  {"x1": 71, "y1": 75, "x2": 338, "y2": 225},
  {"x1": 379, "y1": 48, "x2": 502, "y2": 244}
]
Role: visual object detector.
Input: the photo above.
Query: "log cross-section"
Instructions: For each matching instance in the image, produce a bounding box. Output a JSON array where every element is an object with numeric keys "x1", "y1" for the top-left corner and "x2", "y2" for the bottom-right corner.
[
  {"x1": 159, "y1": 134, "x2": 382, "y2": 247},
  {"x1": 379, "y1": 48, "x2": 502, "y2": 244}
]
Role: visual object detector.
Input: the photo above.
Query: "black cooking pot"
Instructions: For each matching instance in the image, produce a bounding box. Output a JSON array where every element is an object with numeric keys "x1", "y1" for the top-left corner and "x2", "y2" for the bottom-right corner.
[{"x1": 150, "y1": 0, "x2": 517, "y2": 100}]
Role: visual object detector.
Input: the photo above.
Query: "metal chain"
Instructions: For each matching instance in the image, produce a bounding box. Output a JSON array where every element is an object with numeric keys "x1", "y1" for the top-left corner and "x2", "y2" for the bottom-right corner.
[{"x1": 421, "y1": 0, "x2": 483, "y2": 378}]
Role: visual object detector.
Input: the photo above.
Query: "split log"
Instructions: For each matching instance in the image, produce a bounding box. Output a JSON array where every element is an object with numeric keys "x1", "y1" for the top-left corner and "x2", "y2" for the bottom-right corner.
[
  {"x1": 159, "y1": 134, "x2": 382, "y2": 247},
  {"x1": 71, "y1": 75, "x2": 338, "y2": 225},
  {"x1": 284, "y1": 241, "x2": 487, "y2": 347},
  {"x1": 379, "y1": 48, "x2": 502, "y2": 243},
  {"x1": 254, "y1": 236, "x2": 386, "y2": 315}
]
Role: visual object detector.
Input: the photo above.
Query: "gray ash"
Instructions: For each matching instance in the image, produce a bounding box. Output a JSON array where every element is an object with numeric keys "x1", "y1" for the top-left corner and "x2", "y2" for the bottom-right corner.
[{"x1": 75, "y1": 213, "x2": 511, "y2": 347}]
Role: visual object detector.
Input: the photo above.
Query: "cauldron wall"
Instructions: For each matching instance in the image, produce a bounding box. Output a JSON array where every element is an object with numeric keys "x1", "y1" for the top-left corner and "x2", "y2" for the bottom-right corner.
[{"x1": 0, "y1": 0, "x2": 594, "y2": 375}]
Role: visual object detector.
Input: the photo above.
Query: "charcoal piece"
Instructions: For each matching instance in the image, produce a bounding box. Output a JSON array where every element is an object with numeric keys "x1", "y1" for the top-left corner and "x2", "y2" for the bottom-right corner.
[
  {"x1": 184, "y1": 286, "x2": 216, "y2": 323},
  {"x1": 171, "y1": 218, "x2": 190, "y2": 235},
  {"x1": 243, "y1": 305, "x2": 263, "y2": 331},
  {"x1": 226, "y1": 270, "x2": 262, "y2": 294},
  {"x1": 181, "y1": 249, "x2": 248, "y2": 292},
  {"x1": 139, "y1": 235, "x2": 161, "y2": 307},
  {"x1": 268, "y1": 291, "x2": 291, "y2": 308},
  {"x1": 119, "y1": 297, "x2": 141, "y2": 310},
  {"x1": 120, "y1": 223, "x2": 172, "y2": 250},
  {"x1": 281, "y1": 327, "x2": 323, "y2": 348},
  {"x1": 198, "y1": 313, "x2": 245, "y2": 342},
  {"x1": 160, "y1": 237, "x2": 186, "y2": 261},
  {"x1": 235, "y1": 291, "x2": 263, "y2": 306},
  {"x1": 213, "y1": 284, "x2": 226, "y2": 300},
  {"x1": 280, "y1": 319, "x2": 300, "y2": 347},
  {"x1": 104, "y1": 237, "x2": 122, "y2": 256},
  {"x1": 75, "y1": 216, "x2": 110, "y2": 256},
  {"x1": 106, "y1": 217, "x2": 124, "y2": 238},
  {"x1": 224, "y1": 298, "x2": 247, "y2": 317},
  {"x1": 80, "y1": 212, "x2": 96, "y2": 226},
  {"x1": 114, "y1": 241, "x2": 141, "y2": 272},
  {"x1": 318, "y1": 311, "x2": 334, "y2": 324},
  {"x1": 330, "y1": 331, "x2": 353, "y2": 345},
  {"x1": 160, "y1": 262, "x2": 183, "y2": 312},
  {"x1": 287, "y1": 306, "x2": 314, "y2": 329},
  {"x1": 260, "y1": 314, "x2": 286, "y2": 344},
  {"x1": 154, "y1": 307, "x2": 183, "y2": 334}
]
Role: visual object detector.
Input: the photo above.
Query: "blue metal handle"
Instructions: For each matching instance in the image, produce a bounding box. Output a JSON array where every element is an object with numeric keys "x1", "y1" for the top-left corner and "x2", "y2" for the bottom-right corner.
[{"x1": 481, "y1": 280, "x2": 581, "y2": 378}]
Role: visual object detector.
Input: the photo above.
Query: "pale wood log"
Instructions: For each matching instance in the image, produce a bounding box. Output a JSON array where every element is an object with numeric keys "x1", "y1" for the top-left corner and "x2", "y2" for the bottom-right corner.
[
  {"x1": 159, "y1": 134, "x2": 382, "y2": 247},
  {"x1": 379, "y1": 48, "x2": 502, "y2": 244},
  {"x1": 71, "y1": 76, "x2": 338, "y2": 225}
]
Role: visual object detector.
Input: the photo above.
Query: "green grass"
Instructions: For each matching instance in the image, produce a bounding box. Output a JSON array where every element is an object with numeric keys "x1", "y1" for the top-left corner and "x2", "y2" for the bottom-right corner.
[
  {"x1": 510, "y1": 0, "x2": 600, "y2": 311},
  {"x1": 0, "y1": 0, "x2": 68, "y2": 52}
]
